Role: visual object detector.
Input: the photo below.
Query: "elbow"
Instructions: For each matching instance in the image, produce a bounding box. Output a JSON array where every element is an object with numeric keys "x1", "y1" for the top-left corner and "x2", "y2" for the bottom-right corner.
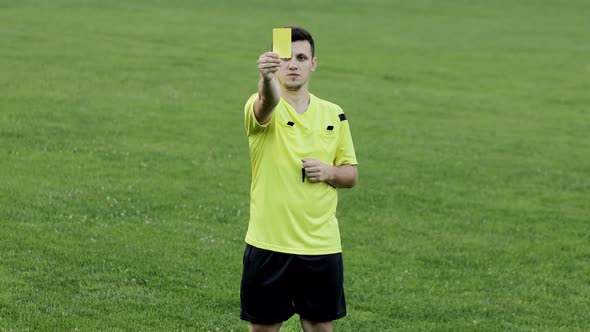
[
  {"x1": 344, "y1": 169, "x2": 358, "y2": 188},
  {"x1": 350, "y1": 166, "x2": 358, "y2": 187},
  {"x1": 328, "y1": 176, "x2": 356, "y2": 189},
  {"x1": 330, "y1": 165, "x2": 358, "y2": 188}
]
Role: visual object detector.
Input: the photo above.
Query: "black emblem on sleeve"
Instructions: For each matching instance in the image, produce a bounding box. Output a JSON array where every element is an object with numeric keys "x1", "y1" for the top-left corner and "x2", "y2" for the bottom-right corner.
[
  {"x1": 287, "y1": 121, "x2": 295, "y2": 126},
  {"x1": 338, "y1": 113, "x2": 347, "y2": 121}
]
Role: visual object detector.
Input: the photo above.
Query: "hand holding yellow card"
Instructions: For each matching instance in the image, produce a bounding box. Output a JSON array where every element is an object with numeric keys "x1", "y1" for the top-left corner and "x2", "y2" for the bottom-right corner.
[{"x1": 273, "y1": 28, "x2": 292, "y2": 59}]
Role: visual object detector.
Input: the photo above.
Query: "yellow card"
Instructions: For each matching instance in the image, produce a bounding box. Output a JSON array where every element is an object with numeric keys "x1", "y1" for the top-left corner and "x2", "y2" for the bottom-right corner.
[{"x1": 272, "y1": 28, "x2": 292, "y2": 58}]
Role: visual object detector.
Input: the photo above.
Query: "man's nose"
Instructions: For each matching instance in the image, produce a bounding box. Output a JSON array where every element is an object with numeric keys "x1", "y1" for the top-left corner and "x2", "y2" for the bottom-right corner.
[{"x1": 288, "y1": 58, "x2": 298, "y2": 69}]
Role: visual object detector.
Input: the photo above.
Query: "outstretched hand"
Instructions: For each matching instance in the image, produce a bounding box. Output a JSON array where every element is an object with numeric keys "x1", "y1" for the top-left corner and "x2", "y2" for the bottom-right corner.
[{"x1": 257, "y1": 52, "x2": 280, "y2": 81}]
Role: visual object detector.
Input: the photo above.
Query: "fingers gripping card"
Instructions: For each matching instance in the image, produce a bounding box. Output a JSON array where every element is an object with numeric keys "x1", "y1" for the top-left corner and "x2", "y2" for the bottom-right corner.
[{"x1": 273, "y1": 28, "x2": 292, "y2": 58}]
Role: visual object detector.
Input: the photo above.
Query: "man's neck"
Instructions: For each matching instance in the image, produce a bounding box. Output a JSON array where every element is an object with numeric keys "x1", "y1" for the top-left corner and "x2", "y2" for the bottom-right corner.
[{"x1": 281, "y1": 87, "x2": 310, "y2": 114}]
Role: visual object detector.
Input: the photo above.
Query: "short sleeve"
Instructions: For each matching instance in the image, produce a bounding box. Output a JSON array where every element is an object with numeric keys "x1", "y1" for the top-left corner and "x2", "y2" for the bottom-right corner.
[{"x1": 334, "y1": 114, "x2": 358, "y2": 166}]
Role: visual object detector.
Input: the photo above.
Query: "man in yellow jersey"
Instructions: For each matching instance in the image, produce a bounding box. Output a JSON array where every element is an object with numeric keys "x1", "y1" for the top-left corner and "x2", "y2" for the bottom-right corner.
[{"x1": 241, "y1": 26, "x2": 358, "y2": 332}]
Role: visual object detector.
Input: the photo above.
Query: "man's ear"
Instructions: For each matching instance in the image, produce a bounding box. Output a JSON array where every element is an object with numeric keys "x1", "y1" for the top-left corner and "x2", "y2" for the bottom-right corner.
[{"x1": 311, "y1": 57, "x2": 318, "y2": 72}]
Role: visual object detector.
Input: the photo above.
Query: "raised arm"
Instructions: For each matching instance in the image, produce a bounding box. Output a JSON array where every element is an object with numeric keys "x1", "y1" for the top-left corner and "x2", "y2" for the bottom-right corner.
[{"x1": 253, "y1": 52, "x2": 281, "y2": 124}]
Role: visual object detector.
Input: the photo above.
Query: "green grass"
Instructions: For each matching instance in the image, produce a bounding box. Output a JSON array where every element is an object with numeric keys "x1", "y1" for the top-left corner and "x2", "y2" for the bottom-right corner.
[{"x1": 1, "y1": 0, "x2": 589, "y2": 331}]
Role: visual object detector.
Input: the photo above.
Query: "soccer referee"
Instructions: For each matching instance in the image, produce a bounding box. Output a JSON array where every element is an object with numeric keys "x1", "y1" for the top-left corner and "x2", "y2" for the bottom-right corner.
[{"x1": 240, "y1": 26, "x2": 358, "y2": 332}]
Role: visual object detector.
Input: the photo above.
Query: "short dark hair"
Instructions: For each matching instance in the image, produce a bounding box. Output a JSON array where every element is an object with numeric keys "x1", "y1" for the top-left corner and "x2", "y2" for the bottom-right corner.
[{"x1": 288, "y1": 26, "x2": 315, "y2": 57}]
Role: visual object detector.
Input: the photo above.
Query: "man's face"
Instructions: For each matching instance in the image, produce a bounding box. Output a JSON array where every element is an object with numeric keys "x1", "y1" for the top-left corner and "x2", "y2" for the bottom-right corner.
[{"x1": 277, "y1": 40, "x2": 317, "y2": 91}]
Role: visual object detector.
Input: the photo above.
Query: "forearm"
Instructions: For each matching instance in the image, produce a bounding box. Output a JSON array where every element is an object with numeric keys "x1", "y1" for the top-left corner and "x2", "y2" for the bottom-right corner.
[
  {"x1": 326, "y1": 164, "x2": 358, "y2": 188},
  {"x1": 254, "y1": 77, "x2": 280, "y2": 123}
]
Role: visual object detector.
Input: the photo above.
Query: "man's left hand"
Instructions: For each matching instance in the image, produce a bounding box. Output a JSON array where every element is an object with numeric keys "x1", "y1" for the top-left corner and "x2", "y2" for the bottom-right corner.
[{"x1": 302, "y1": 158, "x2": 333, "y2": 183}]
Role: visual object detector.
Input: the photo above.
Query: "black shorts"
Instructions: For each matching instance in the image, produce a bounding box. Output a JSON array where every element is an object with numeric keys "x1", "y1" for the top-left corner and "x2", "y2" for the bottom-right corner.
[{"x1": 240, "y1": 244, "x2": 347, "y2": 324}]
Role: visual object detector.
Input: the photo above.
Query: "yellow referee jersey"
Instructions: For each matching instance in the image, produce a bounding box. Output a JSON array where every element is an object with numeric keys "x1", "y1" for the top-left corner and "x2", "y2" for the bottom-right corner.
[{"x1": 244, "y1": 93, "x2": 357, "y2": 255}]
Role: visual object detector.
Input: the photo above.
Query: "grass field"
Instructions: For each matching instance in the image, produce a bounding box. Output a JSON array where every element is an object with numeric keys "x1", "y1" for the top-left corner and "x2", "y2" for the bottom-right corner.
[{"x1": 1, "y1": 0, "x2": 589, "y2": 331}]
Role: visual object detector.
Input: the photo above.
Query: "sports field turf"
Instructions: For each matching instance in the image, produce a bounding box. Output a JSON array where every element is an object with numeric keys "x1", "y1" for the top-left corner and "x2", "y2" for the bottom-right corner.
[{"x1": 1, "y1": 1, "x2": 589, "y2": 331}]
